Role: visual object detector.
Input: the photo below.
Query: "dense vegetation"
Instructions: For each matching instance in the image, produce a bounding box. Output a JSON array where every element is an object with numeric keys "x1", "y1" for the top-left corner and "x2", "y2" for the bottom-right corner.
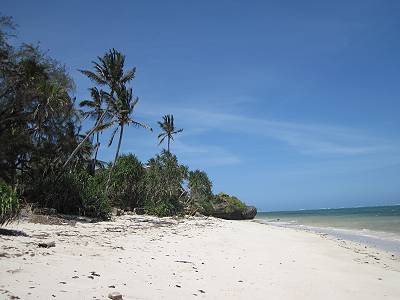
[
  {"x1": 0, "y1": 181, "x2": 19, "y2": 225},
  {"x1": 0, "y1": 15, "x2": 252, "y2": 223}
]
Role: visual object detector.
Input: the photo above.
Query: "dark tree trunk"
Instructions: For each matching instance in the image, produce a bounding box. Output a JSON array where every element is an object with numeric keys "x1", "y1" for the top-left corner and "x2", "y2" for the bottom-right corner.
[
  {"x1": 92, "y1": 131, "x2": 100, "y2": 174},
  {"x1": 106, "y1": 123, "x2": 124, "y2": 190}
]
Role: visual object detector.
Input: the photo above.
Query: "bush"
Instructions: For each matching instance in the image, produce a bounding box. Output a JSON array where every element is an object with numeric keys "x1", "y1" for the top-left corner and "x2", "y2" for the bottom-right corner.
[
  {"x1": 144, "y1": 195, "x2": 183, "y2": 217},
  {"x1": 108, "y1": 154, "x2": 145, "y2": 210},
  {"x1": 29, "y1": 170, "x2": 111, "y2": 220},
  {"x1": 188, "y1": 170, "x2": 214, "y2": 215},
  {"x1": 143, "y1": 151, "x2": 187, "y2": 217},
  {"x1": 40, "y1": 172, "x2": 83, "y2": 215},
  {"x1": 214, "y1": 192, "x2": 246, "y2": 213},
  {"x1": 0, "y1": 181, "x2": 20, "y2": 225},
  {"x1": 80, "y1": 170, "x2": 111, "y2": 219}
]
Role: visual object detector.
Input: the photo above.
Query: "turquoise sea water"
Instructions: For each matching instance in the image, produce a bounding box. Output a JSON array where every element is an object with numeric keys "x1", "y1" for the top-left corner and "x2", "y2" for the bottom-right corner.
[{"x1": 256, "y1": 205, "x2": 400, "y2": 253}]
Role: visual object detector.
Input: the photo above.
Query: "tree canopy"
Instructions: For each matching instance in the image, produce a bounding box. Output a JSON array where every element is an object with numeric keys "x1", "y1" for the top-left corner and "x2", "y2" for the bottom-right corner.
[{"x1": 0, "y1": 15, "x2": 253, "y2": 222}]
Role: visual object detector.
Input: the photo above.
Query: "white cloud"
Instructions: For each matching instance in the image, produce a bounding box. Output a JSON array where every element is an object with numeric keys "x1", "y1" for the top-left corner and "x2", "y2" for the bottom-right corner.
[
  {"x1": 172, "y1": 140, "x2": 241, "y2": 166},
  {"x1": 150, "y1": 107, "x2": 394, "y2": 156},
  {"x1": 130, "y1": 102, "x2": 400, "y2": 171}
]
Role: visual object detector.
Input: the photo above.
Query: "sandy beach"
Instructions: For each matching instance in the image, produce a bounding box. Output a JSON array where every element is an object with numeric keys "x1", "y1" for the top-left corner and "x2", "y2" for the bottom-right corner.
[{"x1": 1, "y1": 214, "x2": 399, "y2": 300}]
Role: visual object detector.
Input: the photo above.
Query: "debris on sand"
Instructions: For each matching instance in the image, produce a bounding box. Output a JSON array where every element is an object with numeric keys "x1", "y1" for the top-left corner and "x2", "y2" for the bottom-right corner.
[
  {"x1": 38, "y1": 241, "x2": 56, "y2": 248},
  {"x1": 108, "y1": 291, "x2": 123, "y2": 300}
]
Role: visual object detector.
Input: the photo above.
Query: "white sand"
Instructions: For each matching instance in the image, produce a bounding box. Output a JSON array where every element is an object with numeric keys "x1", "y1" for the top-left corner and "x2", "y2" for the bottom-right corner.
[{"x1": 1, "y1": 214, "x2": 399, "y2": 300}]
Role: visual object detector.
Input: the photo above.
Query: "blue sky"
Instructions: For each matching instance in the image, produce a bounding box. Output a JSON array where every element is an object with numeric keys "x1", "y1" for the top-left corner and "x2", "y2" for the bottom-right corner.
[{"x1": 3, "y1": 0, "x2": 400, "y2": 211}]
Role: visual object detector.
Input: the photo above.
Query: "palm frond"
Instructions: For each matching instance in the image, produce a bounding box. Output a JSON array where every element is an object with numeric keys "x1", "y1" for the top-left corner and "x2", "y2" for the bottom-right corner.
[
  {"x1": 96, "y1": 121, "x2": 115, "y2": 131},
  {"x1": 89, "y1": 87, "x2": 102, "y2": 103},
  {"x1": 129, "y1": 119, "x2": 152, "y2": 131},
  {"x1": 78, "y1": 69, "x2": 106, "y2": 85},
  {"x1": 121, "y1": 68, "x2": 136, "y2": 83},
  {"x1": 130, "y1": 96, "x2": 139, "y2": 111},
  {"x1": 80, "y1": 110, "x2": 97, "y2": 119},
  {"x1": 174, "y1": 128, "x2": 183, "y2": 134},
  {"x1": 79, "y1": 100, "x2": 96, "y2": 108},
  {"x1": 158, "y1": 135, "x2": 166, "y2": 145},
  {"x1": 157, "y1": 132, "x2": 166, "y2": 139}
]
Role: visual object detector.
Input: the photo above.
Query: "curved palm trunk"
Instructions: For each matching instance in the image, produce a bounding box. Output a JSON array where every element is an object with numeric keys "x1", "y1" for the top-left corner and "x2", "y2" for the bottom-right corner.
[
  {"x1": 90, "y1": 114, "x2": 101, "y2": 174},
  {"x1": 92, "y1": 131, "x2": 100, "y2": 174},
  {"x1": 167, "y1": 136, "x2": 170, "y2": 153},
  {"x1": 106, "y1": 123, "x2": 124, "y2": 190},
  {"x1": 62, "y1": 104, "x2": 110, "y2": 170}
]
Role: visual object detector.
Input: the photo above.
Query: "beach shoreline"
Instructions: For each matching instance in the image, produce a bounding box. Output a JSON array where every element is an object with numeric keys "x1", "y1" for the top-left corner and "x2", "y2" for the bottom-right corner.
[
  {"x1": 254, "y1": 219, "x2": 400, "y2": 255},
  {"x1": 1, "y1": 214, "x2": 400, "y2": 299}
]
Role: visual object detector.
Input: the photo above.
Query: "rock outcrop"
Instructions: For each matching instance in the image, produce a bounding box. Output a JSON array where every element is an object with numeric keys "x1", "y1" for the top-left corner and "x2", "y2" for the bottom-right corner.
[
  {"x1": 241, "y1": 206, "x2": 257, "y2": 219},
  {"x1": 210, "y1": 194, "x2": 257, "y2": 220},
  {"x1": 211, "y1": 202, "x2": 243, "y2": 220}
]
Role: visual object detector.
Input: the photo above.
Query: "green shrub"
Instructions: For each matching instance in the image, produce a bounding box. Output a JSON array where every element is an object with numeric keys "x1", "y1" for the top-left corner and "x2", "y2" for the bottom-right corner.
[
  {"x1": 41, "y1": 172, "x2": 83, "y2": 215},
  {"x1": 188, "y1": 170, "x2": 214, "y2": 215},
  {"x1": 0, "y1": 181, "x2": 20, "y2": 225},
  {"x1": 143, "y1": 151, "x2": 187, "y2": 217},
  {"x1": 214, "y1": 192, "x2": 246, "y2": 213},
  {"x1": 31, "y1": 170, "x2": 111, "y2": 220},
  {"x1": 144, "y1": 195, "x2": 183, "y2": 217},
  {"x1": 80, "y1": 170, "x2": 111, "y2": 219},
  {"x1": 108, "y1": 154, "x2": 145, "y2": 210}
]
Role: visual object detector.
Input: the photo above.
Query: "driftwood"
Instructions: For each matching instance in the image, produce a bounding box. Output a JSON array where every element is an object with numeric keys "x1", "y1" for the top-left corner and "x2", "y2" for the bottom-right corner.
[{"x1": 38, "y1": 241, "x2": 56, "y2": 248}]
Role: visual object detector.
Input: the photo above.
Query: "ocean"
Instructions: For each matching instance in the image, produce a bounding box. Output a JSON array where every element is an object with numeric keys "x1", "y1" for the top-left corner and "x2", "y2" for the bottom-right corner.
[{"x1": 256, "y1": 205, "x2": 400, "y2": 254}]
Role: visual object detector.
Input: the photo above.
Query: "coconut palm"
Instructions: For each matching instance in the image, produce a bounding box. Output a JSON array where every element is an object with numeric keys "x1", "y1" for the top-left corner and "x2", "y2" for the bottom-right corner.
[
  {"x1": 157, "y1": 114, "x2": 183, "y2": 153},
  {"x1": 79, "y1": 48, "x2": 135, "y2": 97},
  {"x1": 103, "y1": 85, "x2": 152, "y2": 187},
  {"x1": 63, "y1": 49, "x2": 135, "y2": 170}
]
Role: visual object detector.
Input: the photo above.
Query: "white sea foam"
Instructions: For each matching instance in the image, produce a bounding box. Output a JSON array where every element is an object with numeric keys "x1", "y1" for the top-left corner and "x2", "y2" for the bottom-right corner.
[{"x1": 255, "y1": 218, "x2": 400, "y2": 254}]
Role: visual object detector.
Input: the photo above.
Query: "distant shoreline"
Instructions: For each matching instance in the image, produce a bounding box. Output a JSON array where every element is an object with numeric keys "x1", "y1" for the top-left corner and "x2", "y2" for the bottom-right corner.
[
  {"x1": 254, "y1": 219, "x2": 400, "y2": 255},
  {"x1": 256, "y1": 204, "x2": 400, "y2": 255},
  {"x1": 258, "y1": 203, "x2": 400, "y2": 214}
]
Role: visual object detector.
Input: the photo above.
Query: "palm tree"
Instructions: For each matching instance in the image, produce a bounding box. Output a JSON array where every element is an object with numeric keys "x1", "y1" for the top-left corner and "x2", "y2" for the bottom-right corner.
[
  {"x1": 157, "y1": 114, "x2": 183, "y2": 153},
  {"x1": 103, "y1": 85, "x2": 152, "y2": 187},
  {"x1": 79, "y1": 48, "x2": 135, "y2": 97},
  {"x1": 63, "y1": 49, "x2": 135, "y2": 170},
  {"x1": 79, "y1": 87, "x2": 108, "y2": 173}
]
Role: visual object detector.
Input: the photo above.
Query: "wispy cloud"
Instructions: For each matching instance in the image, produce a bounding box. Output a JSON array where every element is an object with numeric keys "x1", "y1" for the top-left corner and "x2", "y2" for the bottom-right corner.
[
  {"x1": 113, "y1": 120, "x2": 241, "y2": 167},
  {"x1": 172, "y1": 140, "x2": 241, "y2": 167},
  {"x1": 140, "y1": 105, "x2": 395, "y2": 156}
]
